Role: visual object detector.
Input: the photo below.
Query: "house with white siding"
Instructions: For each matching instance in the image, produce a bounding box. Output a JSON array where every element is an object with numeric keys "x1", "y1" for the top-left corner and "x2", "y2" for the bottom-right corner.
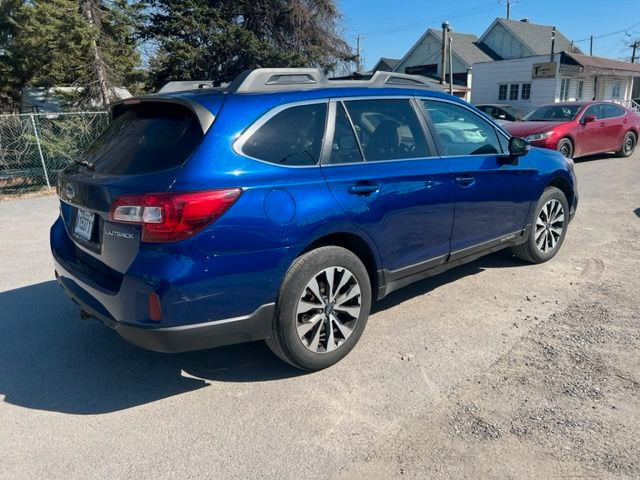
[
  {"x1": 471, "y1": 52, "x2": 640, "y2": 110},
  {"x1": 469, "y1": 18, "x2": 640, "y2": 109}
]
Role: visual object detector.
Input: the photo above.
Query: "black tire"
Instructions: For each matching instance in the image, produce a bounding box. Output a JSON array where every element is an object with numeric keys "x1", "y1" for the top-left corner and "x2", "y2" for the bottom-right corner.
[
  {"x1": 266, "y1": 246, "x2": 372, "y2": 370},
  {"x1": 557, "y1": 138, "x2": 573, "y2": 159},
  {"x1": 616, "y1": 131, "x2": 636, "y2": 157},
  {"x1": 512, "y1": 187, "x2": 569, "y2": 264}
]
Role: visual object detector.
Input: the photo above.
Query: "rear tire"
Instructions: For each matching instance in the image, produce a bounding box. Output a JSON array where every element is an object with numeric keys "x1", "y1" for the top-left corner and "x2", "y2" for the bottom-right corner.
[
  {"x1": 266, "y1": 246, "x2": 372, "y2": 370},
  {"x1": 557, "y1": 138, "x2": 573, "y2": 159},
  {"x1": 512, "y1": 187, "x2": 569, "y2": 264},
  {"x1": 616, "y1": 131, "x2": 636, "y2": 157}
]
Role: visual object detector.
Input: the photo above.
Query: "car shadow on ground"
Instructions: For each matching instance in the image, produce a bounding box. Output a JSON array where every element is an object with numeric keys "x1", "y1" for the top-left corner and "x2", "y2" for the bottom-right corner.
[
  {"x1": 573, "y1": 152, "x2": 618, "y2": 163},
  {"x1": 0, "y1": 249, "x2": 524, "y2": 415},
  {"x1": 634, "y1": 207, "x2": 640, "y2": 218}
]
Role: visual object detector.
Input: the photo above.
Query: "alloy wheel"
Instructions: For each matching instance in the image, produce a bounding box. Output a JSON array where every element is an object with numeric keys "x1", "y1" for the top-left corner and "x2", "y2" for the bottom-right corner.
[
  {"x1": 624, "y1": 134, "x2": 635, "y2": 155},
  {"x1": 295, "y1": 266, "x2": 361, "y2": 353},
  {"x1": 559, "y1": 141, "x2": 572, "y2": 158},
  {"x1": 535, "y1": 199, "x2": 565, "y2": 253}
]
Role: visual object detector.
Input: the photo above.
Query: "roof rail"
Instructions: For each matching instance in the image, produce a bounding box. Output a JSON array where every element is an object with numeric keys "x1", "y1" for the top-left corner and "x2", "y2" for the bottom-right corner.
[{"x1": 227, "y1": 68, "x2": 443, "y2": 93}]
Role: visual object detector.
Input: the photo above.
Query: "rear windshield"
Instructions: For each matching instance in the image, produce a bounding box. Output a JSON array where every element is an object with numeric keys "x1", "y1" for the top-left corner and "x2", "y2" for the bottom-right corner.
[{"x1": 78, "y1": 103, "x2": 203, "y2": 175}]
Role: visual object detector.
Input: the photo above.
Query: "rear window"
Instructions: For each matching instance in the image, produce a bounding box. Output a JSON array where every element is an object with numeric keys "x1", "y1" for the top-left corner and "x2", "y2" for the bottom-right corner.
[
  {"x1": 78, "y1": 103, "x2": 203, "y2": 175},
  {"x1": 241, "y1": 103, "x2": 327, "y2": 166}
]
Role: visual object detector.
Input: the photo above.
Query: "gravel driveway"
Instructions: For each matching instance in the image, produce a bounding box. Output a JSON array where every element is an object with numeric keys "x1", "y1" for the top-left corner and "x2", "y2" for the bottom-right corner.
[{"x1": 1, "y1": 151, "x2": 638, "y2": 479}]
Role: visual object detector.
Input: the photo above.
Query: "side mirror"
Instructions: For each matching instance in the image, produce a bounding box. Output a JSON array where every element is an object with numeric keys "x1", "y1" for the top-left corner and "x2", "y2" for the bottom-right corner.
[
  {"x1": 508, "y1": 136, "x2": 529, "y2": 157},
  {"x1": 581, "y1": 114, "x2": 596, "y2": 125}
]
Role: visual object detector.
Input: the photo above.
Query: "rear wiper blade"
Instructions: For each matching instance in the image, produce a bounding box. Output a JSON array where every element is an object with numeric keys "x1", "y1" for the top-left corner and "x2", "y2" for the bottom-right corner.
[{"x1": 73, "y1": 158, "x2": 95, "y2": 170}]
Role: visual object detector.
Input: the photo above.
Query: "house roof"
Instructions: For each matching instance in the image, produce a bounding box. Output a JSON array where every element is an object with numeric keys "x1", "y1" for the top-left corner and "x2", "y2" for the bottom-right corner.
[
  {"x1": 565, "y1": 52, "x2": 640, "y2": 75},
  {"x1": 426, "y1": 29, "x2": 501, "y2": 65},
  {"x1": 372, "y1": 57, "x2": 400, "y2": 72},
  {"x1": 394, "y1": 28, "x2": 499, "y2": 72},
  {"x1": 482, "y1": 18, "x2": 579, "y2": 56}
]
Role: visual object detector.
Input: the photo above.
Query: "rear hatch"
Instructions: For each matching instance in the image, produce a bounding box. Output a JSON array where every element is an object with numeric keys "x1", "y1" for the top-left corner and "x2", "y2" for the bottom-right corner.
[{"x1": 57, "y1": 96, "x2": 223, "y2": 285}]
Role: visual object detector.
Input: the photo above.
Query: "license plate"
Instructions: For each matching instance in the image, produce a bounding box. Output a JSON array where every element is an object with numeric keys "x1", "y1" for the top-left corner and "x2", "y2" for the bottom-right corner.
[{"x1": 74, "y1": 208, "x2": 95, "y2": 242}]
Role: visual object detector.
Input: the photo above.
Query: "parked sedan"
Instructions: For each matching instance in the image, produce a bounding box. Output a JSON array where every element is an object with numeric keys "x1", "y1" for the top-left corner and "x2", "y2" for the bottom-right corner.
[
  {"x1": 476, "y1": 104, "x2": 526, "y2": 122},
  {"x1": 504, "y1": 101, "x2": 640, "y2": 159}
]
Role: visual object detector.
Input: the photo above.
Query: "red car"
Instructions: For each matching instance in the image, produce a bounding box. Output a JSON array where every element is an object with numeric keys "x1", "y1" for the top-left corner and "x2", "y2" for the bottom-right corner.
[{"x1": 504, "y1": 101, "x2": 639, "y2": 159}]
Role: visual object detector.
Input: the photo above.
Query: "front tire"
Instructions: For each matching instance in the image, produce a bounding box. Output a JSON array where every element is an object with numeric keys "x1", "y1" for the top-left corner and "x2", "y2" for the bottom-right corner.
[
  {"x1": 557, "y1": 138, "x2": 573, "y2": 159},
  {"x1": 616, "y1": 131, "x2": 636, "y2": 157},
  {"x1": 266, "y1": 246, "x2": 372, "y2": 370},
  {"x1": 512, "y1": 187, "x2": 569, "y2": 264}
]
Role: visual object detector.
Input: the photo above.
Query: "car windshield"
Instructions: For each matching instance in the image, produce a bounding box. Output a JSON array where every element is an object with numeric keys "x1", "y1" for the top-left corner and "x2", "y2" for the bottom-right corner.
[
  {"x1": 523, "y1": 105, "x2": 581, "y2": 122},
  {"x1": 503, "y1": 106, "x2": 524, "y2": 117}
]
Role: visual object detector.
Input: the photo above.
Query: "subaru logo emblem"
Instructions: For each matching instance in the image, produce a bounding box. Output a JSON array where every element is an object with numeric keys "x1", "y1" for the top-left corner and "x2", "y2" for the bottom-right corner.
[{"x1": 65, "y1": 183, "x2": 76, "y2": 200}]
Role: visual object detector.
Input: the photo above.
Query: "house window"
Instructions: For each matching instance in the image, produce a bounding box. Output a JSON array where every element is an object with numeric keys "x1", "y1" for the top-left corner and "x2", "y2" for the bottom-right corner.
[
  {"x1": 560, "y1": 78, "x2": 571, "y2": 101},
  {"x1": 498, "y1": 84, "x2": 508, "y2": 101},
  {"x1": 521, "y1": 83, "x2": 531, "y2": 100},
  {"x1": 509, "y1": 84, "x2": 520, "y2": 100},
  {"x1": 612, "y1": 79, "x2": 621, "y2": 98},
  {"x1": 577, "y1": 80, "x2": 584, "y2": 99}
]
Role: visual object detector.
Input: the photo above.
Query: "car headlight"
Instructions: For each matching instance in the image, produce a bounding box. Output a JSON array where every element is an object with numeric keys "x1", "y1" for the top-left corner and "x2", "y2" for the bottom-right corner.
[{"x1": 524, "y1": 131, "x2": 553, "y2": 142}]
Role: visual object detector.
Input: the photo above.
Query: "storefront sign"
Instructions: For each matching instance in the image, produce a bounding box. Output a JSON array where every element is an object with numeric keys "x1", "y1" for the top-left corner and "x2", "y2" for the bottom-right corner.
[{"x1": 532, "y1": 62, "x2": 556, "y2": 79}]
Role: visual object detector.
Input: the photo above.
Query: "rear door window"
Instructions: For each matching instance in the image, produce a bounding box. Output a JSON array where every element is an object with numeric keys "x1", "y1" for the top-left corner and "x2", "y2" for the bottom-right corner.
[
  {"x1": 241, "y1": 103, "x2": 327, "y2": 165},
  {"x1": 80, "y1": 103, "x2": 203, "y2": 175},
  {"x1": 603, "y1": 104, "x2": 625, "y2": 118},
  {"x1": 342, "y1": 99, "x2": 430, "y2": 161}
]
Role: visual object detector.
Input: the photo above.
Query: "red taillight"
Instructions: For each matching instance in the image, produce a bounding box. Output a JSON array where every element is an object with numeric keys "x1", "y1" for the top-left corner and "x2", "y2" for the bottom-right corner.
[{"x1": 109, "y1": 188, "x2": 241, "y2": 242}]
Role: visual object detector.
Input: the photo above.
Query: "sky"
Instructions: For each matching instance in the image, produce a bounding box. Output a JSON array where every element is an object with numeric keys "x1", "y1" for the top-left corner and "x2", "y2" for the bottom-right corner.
[{"x1": 338, "y1": 0, "x2": 640, "y2": 70}]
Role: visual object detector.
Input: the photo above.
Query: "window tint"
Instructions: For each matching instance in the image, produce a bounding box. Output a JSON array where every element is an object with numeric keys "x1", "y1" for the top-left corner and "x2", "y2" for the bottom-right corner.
[
  {"x1": 79, "y1": 104, "x2": 203, "y2": 175},
  {"x1": 603, "y1": 104, "x2": 625, "y2": 118},
  {"x1": 583, "y1": 104, "x2": 604, "y2": 119},
  {"x1": 242, "y1": 103, "x2": 327, "y2": 165},
  {"x1": 343, "y1": 99, "x2": 429, "y2": 161},
  {"x1": 423, "y1": 100, "x2": 503, "y2": 156},
  {"x1": 328, "y1": 103, "x2": 363, "y2": 164}
]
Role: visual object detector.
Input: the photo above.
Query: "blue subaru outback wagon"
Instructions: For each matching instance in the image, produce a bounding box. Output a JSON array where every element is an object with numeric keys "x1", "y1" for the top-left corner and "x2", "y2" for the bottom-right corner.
[{"x1": 51, "y1": 68, "x2": 578, "y2": 370}]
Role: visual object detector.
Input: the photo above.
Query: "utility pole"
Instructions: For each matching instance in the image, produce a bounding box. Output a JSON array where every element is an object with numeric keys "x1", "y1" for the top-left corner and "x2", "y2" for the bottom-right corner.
[
  {"x1": 631, "y1": 40, "x2": 640, "y2": 63},
  {"x1": 550, "y1": 26, "x2": 556, "y2": 62},
  {"x1": 448, "y1": 33, "x2": 454, "y2": 95},
  {"x1": 355, "y1": 35, "x2": 363, "y2": 72},
  {"x1": 589, "y1": 35, "x2": 593, "y2": 56},
  {"x1": 440, "y1": 21, "x2": 449, "y2": 85},
  {"x1": 506, "y1": 0, "x2": 511, "y2": 19}
]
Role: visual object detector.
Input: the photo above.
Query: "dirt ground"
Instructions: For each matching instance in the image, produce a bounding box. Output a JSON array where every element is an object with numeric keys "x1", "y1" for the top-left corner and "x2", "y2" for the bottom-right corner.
[{"x1": 1, "y1": 151, "x2": 639, "y2": 480}]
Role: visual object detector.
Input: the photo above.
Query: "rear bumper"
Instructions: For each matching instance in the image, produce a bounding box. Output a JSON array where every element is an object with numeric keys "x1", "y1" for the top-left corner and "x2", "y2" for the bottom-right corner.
[{"x1": 55, "y1": 267, "x2": 274, "y2": 353}]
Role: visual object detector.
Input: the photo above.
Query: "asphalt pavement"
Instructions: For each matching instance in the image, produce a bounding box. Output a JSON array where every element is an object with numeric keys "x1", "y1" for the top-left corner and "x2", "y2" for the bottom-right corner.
[{"x1": 1, "y1": 151, "x2": 638, "y2": 479}]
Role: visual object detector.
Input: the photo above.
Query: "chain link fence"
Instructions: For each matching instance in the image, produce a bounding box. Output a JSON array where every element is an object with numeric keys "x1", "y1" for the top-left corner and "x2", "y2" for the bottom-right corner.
[{"x1": 0, "y1": 111, "x2": 109, "y2": 198}]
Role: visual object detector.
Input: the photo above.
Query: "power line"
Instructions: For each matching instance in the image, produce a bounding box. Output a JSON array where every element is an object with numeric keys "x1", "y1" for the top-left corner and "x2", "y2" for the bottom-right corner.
[
  {"x1": 358, "y1": 1, "x2": 503, "y2": 37},
  {"x1": 572, "y1": 20, "x2": 640, "y2": 43}
]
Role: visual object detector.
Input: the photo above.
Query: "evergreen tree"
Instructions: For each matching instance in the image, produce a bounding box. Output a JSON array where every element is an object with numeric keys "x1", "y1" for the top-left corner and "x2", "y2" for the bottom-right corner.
[
  {"x1": 142, "y1": 0, "x2": 355, "y2": 89},
  {"x1": 1, "y1": 0, "x2": 141, "y2": 110},
  {"x1": 0, "y1": 0, "x2": 26, "y2": 111}
]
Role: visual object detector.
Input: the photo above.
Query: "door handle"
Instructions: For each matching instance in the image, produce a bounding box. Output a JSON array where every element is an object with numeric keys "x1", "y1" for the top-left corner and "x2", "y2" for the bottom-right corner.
[
  {"x1": 348, "y1": 183, "x2": 380, "y2": 195},
  {"x1": 455, "y1": 174, "x2": 476, "y2": 187}
]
